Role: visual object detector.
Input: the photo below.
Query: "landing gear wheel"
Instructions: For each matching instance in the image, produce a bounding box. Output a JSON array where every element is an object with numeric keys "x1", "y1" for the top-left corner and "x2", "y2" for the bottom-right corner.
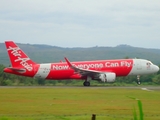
[
  {"x1": 83, "y1": 81, "x2": 90, "y2": 86},
  {"x1": 137, "y1": 75, "x2": 141, "y2": 85},
  {"x1": 83, "y1": 76, "x2": 91, "y2": 86},
  {"x1": 137, "y1": 81, "x2": 141, "y2": 85}
]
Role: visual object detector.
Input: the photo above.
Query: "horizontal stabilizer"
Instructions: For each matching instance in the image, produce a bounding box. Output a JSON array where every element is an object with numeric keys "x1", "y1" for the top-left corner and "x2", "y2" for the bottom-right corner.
[{"x1": 5, "y1": 67, "x2": 26, "y2": 73}]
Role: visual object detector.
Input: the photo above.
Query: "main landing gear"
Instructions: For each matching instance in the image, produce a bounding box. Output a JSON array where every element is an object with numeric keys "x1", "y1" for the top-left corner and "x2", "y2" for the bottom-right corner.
[
  {"x1": 137, "y1": 75, "x2": 141, "y2": 85},
  {"x1": 83, "y1": 81, "x2": 90, "y2": 86},
  {"x1": 83, "y1": 76, "x2": 91, "y2": 86}
]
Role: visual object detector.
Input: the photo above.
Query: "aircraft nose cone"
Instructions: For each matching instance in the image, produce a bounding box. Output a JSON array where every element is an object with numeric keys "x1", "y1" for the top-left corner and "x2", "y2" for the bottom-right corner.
[{"x1": 155, "y1": 65, "x2": 159, "y2": 72}]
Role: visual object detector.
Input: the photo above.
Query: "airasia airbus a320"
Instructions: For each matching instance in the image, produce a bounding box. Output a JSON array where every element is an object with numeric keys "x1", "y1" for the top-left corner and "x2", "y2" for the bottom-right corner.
[{"x1": 3, "y1": 41, "x2": 159, "y2": 86}]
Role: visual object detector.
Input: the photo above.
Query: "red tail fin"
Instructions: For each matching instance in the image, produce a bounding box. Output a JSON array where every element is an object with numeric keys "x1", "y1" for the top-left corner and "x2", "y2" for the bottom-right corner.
[{"x1": 5, "y1": 41, "x2": 36, "y2": 71}]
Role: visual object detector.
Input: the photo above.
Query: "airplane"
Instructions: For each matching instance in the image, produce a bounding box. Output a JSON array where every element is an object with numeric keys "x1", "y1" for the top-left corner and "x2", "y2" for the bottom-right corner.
[{"x1": 3, "y1": 41, "x2": 159, "y2": 86}]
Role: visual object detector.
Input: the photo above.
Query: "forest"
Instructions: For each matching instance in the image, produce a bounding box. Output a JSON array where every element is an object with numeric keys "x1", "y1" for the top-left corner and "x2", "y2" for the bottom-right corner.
[{"x1": 0, "y1": 42, "x2": 160, "y2": 86}]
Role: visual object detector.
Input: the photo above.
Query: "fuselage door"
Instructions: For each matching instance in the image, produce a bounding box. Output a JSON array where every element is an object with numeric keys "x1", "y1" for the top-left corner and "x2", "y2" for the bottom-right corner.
[{"x1": 137, "y1": 59, "x2": 142, "y2": 70}]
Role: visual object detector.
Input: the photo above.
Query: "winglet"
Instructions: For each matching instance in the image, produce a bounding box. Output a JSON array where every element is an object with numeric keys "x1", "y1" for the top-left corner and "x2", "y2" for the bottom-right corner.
[
  {"x1": 64, "y1": 57, "x2": 72, "y2": 67},
  {"x1": 64, "y1": 57, "x2": 79, "y2": 73}
]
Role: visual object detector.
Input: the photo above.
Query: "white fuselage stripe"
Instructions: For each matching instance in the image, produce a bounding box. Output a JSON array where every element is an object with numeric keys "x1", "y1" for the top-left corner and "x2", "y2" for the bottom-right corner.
[{"x1": 34, "y1": 64, "x2": 51, "y2": 78}]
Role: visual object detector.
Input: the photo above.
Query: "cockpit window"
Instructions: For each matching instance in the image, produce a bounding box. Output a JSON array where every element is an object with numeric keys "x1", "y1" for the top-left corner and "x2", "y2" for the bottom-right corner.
[
  {"x1": 147, "y1": 61, "x2": 153, "y2": 65},
  {"x1": 146, "y1": 62, "x2": 151, "y2": 65},
  {"x1": 146, "y1": 61, "x2": 152, "y2": 69}
]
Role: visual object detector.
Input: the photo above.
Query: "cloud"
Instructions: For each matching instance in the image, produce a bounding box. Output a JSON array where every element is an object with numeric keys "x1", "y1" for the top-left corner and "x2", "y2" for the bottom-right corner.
[{"x1": 0, "y1": 0, "x2": 160, "y2": 48}]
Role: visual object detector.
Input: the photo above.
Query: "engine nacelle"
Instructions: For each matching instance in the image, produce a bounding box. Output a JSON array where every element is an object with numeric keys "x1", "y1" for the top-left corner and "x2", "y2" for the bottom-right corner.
[{"x1": 99, "y1": 73, "x2": 116, "y2": 82}]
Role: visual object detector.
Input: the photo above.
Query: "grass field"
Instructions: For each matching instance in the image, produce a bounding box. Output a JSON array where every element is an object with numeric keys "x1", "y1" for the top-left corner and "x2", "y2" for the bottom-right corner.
[{"x1": 0, "y1": 87, "x2": 160, "y2": 120}]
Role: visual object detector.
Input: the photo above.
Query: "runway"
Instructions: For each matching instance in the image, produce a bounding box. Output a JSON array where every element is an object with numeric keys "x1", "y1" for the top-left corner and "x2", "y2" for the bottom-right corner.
[{"x1": 0, "y1": 86, "x2": 160, "y2": 90}]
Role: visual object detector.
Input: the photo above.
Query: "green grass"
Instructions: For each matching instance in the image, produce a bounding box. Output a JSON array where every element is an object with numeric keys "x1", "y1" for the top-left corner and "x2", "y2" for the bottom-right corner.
[{"x1": 0, "y1": 87, "x2": 160, "y2": 120}]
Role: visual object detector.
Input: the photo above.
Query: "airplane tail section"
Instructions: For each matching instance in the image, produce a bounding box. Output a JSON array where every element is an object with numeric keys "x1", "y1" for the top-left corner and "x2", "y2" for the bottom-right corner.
[{"x1": 5, "y1": 41, "x2": 36, "y2": 72}]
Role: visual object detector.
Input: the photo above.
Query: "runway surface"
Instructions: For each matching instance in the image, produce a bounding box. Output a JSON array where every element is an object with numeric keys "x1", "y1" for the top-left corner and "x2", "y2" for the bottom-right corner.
[{"x1": 0, "y1": 86, "x2": 160, "y2": 90}]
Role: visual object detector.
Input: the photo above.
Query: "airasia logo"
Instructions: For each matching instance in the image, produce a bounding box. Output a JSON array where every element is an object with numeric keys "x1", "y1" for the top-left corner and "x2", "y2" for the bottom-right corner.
[{"x1": 7, "y1": 46, "x2": 33, "y2": 71}]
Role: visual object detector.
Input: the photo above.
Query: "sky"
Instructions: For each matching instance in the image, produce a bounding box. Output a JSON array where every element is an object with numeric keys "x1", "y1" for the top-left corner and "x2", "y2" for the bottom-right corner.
[{"x1": 0, "y1": 0, "x2": 160, "y2": 48}]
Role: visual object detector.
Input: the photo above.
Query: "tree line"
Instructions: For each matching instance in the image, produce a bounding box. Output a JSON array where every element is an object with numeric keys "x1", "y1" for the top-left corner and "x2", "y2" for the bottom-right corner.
[{"x1": 0, "y1": 64, "x2": 160, "y2": 86}]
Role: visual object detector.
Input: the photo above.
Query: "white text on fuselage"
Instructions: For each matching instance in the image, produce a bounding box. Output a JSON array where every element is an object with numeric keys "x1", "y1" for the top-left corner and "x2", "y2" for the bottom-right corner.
[
  {"x1": 7, "y1": 46, "x2": 33, "y2": 71},
  {"x1": 52, "y1": 61, "x2": 132, "y2": 70}
]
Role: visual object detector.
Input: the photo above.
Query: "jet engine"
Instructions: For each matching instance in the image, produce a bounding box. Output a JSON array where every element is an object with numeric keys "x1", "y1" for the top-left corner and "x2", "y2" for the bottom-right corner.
[{"x1": 99, "y1": 73, "x2": 116, "y2": 82}]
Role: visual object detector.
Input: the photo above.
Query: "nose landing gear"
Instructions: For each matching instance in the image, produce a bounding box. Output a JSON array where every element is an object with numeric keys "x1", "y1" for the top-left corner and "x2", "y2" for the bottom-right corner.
[{"x1": 137, "y1": 75, "x2": 141, "y2": 85}]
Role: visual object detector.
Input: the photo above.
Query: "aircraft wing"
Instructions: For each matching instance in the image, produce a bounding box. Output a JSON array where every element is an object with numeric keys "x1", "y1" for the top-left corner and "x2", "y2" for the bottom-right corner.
[{"x1": 64, "y1": 57, "x2": 103, "y2": 76}]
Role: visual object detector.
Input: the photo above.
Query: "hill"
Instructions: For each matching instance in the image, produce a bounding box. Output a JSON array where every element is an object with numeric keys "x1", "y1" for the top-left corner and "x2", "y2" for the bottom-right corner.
[{"x1": 0, "y1": 43, "x2": 160, "y2": 66}]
